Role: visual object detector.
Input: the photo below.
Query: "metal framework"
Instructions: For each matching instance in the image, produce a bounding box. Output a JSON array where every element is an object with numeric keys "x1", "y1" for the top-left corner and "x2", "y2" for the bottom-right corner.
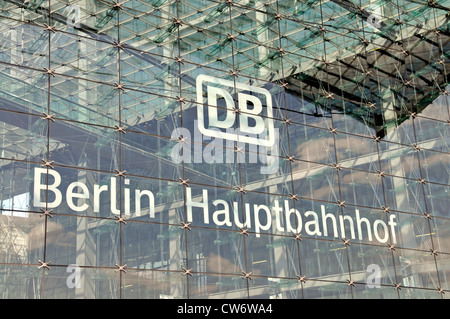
[{"x1": 0, "y1": 0, "x2": 448, "y2": 299}]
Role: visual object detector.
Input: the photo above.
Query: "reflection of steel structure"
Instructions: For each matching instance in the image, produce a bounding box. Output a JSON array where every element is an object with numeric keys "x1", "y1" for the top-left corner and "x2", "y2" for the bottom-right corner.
[
  {"x1": 286, "y1": 6, "x2": 450, "y2": 138},
  {"x1": 0, "y1": 0, "x2": 448, "y2": 171},
  {"x1": 0, "y1": 0, "x2": 448, "y2": 299},
  {"x1": 1, "y1": 0, "x2": 449, "y2": 133}
]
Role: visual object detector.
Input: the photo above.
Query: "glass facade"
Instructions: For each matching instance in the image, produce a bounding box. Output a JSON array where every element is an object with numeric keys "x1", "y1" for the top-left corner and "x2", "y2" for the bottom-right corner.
[{"x1": 0, "y1": 0, "x2": 449, "y2": 299}]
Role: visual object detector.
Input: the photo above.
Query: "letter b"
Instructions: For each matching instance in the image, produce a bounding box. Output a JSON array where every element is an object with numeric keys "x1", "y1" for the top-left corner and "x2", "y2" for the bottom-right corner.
[
  {"x1": 33, "y1": 168, "x2": 62, "y2": 209},
  {"x1": 238, "y1": 93, "x2": 265, "y2": 135}
]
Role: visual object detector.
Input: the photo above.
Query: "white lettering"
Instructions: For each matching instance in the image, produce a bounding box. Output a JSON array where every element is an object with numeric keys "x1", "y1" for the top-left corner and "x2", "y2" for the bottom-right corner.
[
  {"x1": 373, "y1": 220, "x2": 389, "y2": 243},
  {"x1": 356, "y1": 209, "x2": 373, "y2": 242},
  {"x1": 321, "y1": 205, "x2": 338, "y2": 238},
  {"x1": 273, "y1": 200, "x2": 284, "y2": 232},
  {"x1": 304, "y1": 211, "x2": 322, "y2": 236},
  {"x1": 135, "y1": 189, "x2": 155, "y2": 218},
  {"x1": 285, "y1": 200, "x2": 302, "y2": 233},
  {"x1": 33, "y1": 167, "x2": 62, "y2": 208},
  {"x1": 253, "y1": 204, "x2": 271, "y2": 237},
  {"x1": 186, "y1": 188, "x2": 209, "y2": 224},
  {"x1": 388, "y1": 214, "x2": 398, "y2": 244},
  {"x1": 238, "y1": 92, "x2": 265, "y2": 135},
  {"x1": 339, "y1": 215, "x2": 356, "y2": 240},
  {"x1": 212, "y1": 199, "x2": 232, "y2": 226},
  {"x1": 93, "y1": 184, "x2": 108, "y2": 213},
  {"x1": 31, "y1": 168, "x2": 398, "y2": 244},
  {"x1": 66, "y1": 182, "x2": 89, "y2": 212},
  {"x1": 110, "y1": 177, "x2": 120, "y2": 215},
  {"x1": 366, "y1": 264, "x2": 381, "y2": 288},
  {"x1": 66, "y1": 264, "x2": 81, "y2": 289},
  {"x1": 196, "y1": 74, "x2": 275, "y2": 147}
]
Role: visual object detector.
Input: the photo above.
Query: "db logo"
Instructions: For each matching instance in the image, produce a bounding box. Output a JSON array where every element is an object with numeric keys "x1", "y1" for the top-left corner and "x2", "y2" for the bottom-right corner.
[{"x1": 196, "y1": 74, "x2": 275, "y2": 147}]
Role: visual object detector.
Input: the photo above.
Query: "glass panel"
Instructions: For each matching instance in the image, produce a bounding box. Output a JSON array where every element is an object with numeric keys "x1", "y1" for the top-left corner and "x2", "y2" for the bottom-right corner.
[
  {"x1": 122, "y1": 269, "x2": 187, "y2": 299},
  {"x1": 0, "y1": 0, "x2": 448, "y2": 300},
  {"x1": 0, "y1": 265, "x2": 43, "y2": 299}
]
